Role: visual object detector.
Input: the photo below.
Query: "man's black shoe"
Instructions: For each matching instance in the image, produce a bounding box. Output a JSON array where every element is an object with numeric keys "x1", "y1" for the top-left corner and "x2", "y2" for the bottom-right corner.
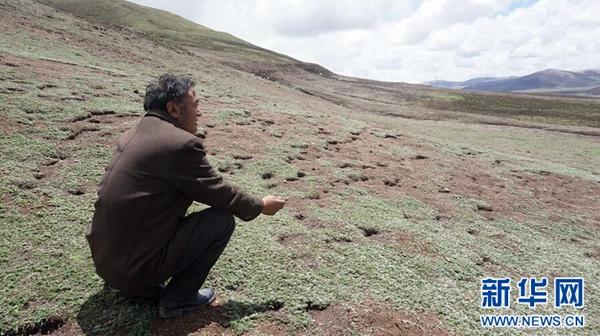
[{"x1": 158, "y1": 288, "x2": 217, "y2": 319}]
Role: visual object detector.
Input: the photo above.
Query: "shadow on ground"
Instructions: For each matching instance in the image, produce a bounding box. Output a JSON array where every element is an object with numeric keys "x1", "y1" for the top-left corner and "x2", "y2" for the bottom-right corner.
[
  {"x1": 77, "y1": 287, "x2": 283, "y2": 335},
  {"x1": 76, "y1": 287, "x2": 156, "y2": 335}
]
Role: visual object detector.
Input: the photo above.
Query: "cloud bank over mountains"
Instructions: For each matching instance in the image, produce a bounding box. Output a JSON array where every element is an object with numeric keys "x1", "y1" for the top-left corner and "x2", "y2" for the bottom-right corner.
[{"x1": 130, "y1": 0, "x2": 600, "y2": 83}]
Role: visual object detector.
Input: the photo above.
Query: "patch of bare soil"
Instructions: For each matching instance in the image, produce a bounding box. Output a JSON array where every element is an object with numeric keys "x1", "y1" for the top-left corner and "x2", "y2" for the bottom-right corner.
[
  {"x1": 371, "y1": 230, "x2": 435, "y2": 257},
  {"x1": 146, "y1": 299, "x2": 452, "y2": 336},
  {"x1": 0, "y1": 108, "x2": 22, "y2": 135},
  {"x1": 277, "y1": 233, "x2": 326, "y2": 269},
  {"x1": 7, "y1": 315, "x2": 67, "y2": 336},
  {"x1": 152, "y1": 298, "x2": 230, "y2": 336},
  {"x1": 487, "y1": 232, "x2": 520, "y2": 252},
  {"x1": 583, "y1": 247, "x2": 600, "y2": 261},
  {"x1": 266, "y1": 111, "x2": 598, "y2": 237},
  {"x1": 246, "y1": 320, "x2": 288, "y2": 335},
  {"x1": 64, "y1": 111, "x2": 139, "y2": 145},
  {"x1": 48, "y1": 319, "x2": 83, "y2": 335},
  {"x1": 348, "y1": 137, "x2": 600, "y2": 230},
  {"x1": 287, "y1": 127, "x2": 456, "y2": 217},
  {"x1": 60, "y1": 122, "x2": 100, "y2": 140},
  {"x1": 516, "y1": 170, "x2": 600, "y2": 227},
  {"x1": 435, "y1": 159, "x2": 600, "y2": 228},
  {"x1": 202, "y1": 113, "x2": 281, "y2": 159},
  {"x1": 301, "y1": 300, "x2": 452, "y2": 336},
  {"x1": 3, "y1": 55, "x2": 77, "y2": 81},
  {"x1": 277, "y1": 233, "x2": 309, "y2": 248},
  {"x1": 151, "y1": 297, "x2": 289, "y2": 336},
  {"x1": 51, "y1": 312, "x2": 285, "y2": 336}
]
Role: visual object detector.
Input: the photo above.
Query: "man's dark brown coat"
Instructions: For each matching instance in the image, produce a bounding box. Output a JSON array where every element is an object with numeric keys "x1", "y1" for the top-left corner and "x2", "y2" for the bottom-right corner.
[{"x1": 86, "y1": 109, "x2": 263, "y2": 292}]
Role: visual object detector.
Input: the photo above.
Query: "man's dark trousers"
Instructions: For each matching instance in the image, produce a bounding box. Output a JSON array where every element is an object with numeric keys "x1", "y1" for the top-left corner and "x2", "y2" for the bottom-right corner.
[{"x1": 157, "y1": 207, "x2": 235, "y2": 302}]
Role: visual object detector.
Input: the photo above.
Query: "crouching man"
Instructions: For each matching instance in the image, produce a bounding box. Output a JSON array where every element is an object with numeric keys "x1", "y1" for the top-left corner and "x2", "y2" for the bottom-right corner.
[{"x1": 86, "y1": 73, "x2": 285, "y2": 318}]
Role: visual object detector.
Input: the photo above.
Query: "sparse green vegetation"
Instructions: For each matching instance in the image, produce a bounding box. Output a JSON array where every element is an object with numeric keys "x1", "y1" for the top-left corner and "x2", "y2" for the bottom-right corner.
[
  {"x1": 36, "y1": 0, "x2": 296, "y2": 63},
  {"x1": 0, "y1": 0, "x2": 598, "y2": 335},
  {"x1": 426, "y1": 90, "x2": 600, "y2": 127}
]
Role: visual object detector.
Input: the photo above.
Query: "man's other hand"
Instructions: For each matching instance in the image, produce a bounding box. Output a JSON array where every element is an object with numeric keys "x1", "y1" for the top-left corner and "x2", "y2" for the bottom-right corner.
[{"x1": 261, "y1": 195, "x2": 286, "y2": 215}]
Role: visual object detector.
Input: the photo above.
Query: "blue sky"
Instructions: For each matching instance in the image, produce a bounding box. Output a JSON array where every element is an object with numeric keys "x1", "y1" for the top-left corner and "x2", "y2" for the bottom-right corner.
[
  {"x1": 129, "y1": 0, "x2": 598, "y2": 83},
  {"x1": 498, "y1": 0, "x2": 538, "y2": 14}
]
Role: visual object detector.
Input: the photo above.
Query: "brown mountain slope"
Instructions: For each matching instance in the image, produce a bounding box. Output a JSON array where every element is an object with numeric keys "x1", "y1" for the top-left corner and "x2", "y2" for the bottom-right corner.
[
  {"x1": 35, "y1": 0, "x2": 600, "y2": 131},
  {"x1": 1, "y1": 0, "x2": 599, "y2": 335}
]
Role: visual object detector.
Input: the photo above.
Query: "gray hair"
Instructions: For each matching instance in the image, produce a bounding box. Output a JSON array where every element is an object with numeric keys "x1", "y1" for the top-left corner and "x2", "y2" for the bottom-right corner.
[{"x1": 143, "y1": 73, "x2": 196, "y2": 111}]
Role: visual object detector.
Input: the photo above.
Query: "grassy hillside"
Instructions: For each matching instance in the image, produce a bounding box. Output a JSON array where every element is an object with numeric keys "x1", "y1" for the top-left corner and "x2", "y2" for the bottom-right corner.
[
  {"x1": 33, "y1": 0, "x2": 600, "y2": 130},
  {"x1": 1, "y1": 0, "x2": 599, "y2": 335},
  {"x1": 35, "y1": 0, "x2": 296, "y2": 62}
]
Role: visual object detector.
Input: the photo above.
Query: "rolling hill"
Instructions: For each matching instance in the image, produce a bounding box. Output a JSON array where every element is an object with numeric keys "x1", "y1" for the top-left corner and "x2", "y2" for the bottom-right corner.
[
  {"x1": 1, "y1": 0, "x2": 599, "y2": 335},
  {"x1": 34, "y1": 0, "x2": 600, "y2": 131},
  {"x1": 35, "y1": 0, "x2": 297, "y2": 62}
]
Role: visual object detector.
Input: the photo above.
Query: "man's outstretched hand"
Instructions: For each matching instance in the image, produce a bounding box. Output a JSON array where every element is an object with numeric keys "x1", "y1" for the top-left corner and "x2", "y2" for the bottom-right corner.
[{"x1": 261, "y1": 195, "x2": 286, "y2": 215}]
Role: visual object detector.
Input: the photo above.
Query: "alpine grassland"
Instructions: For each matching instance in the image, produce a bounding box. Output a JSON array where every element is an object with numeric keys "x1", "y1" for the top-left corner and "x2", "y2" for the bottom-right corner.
[{"x1": 1, "y1": 0, "x2": 599, "y2": 335}]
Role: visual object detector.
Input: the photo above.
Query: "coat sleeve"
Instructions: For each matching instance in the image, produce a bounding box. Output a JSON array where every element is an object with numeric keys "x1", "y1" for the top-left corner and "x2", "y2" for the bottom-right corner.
[{"x1": 170, "y1": 137, "x2": 263, "y2": 222}]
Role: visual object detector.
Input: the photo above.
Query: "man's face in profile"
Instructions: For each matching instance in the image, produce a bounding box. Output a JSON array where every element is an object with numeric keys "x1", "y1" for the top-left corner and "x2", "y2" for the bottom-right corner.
[{"x1": 177, "y1": 88, "x2": 201, "y2": 135}]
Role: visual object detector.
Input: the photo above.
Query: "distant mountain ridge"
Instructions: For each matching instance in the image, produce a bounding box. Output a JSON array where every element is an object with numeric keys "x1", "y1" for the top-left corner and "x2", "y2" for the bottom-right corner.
[
  {"x1": 426, "y1": 76, "x2": 516, "y2": 89},
  {"x1": 426, "y1": 69, "x2": 600, "y2": 96}
]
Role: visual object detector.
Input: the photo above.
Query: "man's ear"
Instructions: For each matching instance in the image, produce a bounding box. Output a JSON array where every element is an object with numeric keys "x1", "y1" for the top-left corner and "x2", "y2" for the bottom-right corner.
[{"x1": 166, "y1": 100, "x2": 180, "y2": 118}]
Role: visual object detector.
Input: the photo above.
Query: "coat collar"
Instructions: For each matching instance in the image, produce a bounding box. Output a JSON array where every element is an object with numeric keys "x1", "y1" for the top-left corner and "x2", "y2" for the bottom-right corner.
[
  {"x1": 145, "y1": 109, "x2": 181, "y2": 128},
  {"x1": 144, "y1": 109, "x2": 206, "y2": 140}
]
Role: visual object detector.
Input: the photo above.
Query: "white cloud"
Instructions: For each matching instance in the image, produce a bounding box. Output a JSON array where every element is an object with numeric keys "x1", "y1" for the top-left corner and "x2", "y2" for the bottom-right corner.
[
  {"x1": 386, "y1": 0, "x2": 510, "y2": 46},
  {"x1": 263, "y1": 1, "x2": 413, "y2": 36},
  {"x1": 128, "y1": 0, "x2": 600, "y2": 83}
]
